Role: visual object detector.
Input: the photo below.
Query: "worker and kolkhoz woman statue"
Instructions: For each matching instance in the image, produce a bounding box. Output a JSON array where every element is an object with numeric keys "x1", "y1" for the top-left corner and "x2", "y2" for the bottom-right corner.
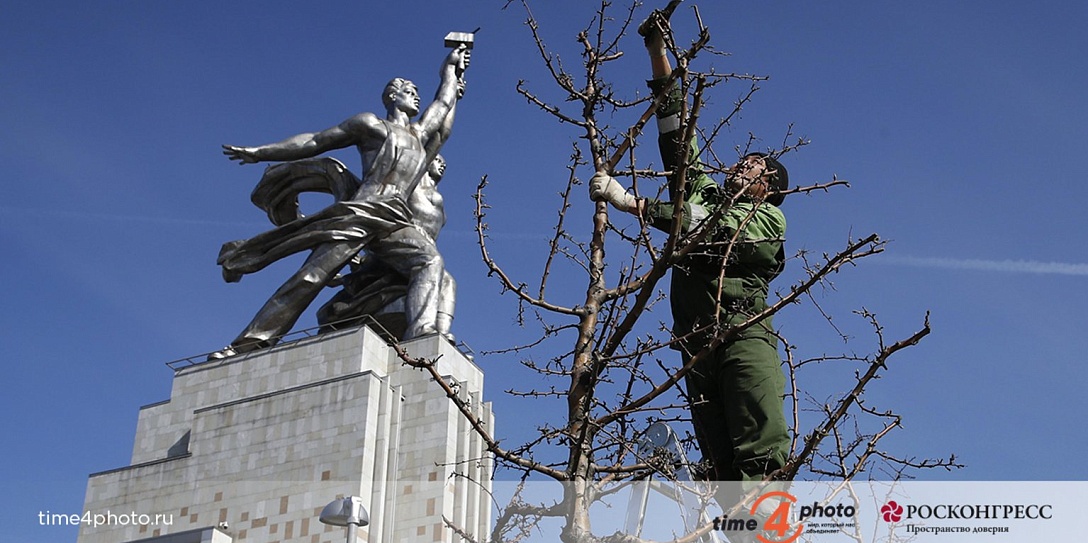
[{"x1": 209, "y1": 33, "x2": 473, "y2": 359}]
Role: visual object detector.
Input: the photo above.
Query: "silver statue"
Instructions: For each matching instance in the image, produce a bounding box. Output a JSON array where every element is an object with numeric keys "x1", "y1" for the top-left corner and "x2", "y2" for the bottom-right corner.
[
  {"x1": 210, "y1": 40, "x2": 470, "y2": 358},
  {"x1": 317, "y1": 153, "x2": 456, "y2": 341}
]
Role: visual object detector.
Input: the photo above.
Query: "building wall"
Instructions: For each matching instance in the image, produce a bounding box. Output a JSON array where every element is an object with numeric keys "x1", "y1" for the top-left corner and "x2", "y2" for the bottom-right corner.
[{"x1": 79, "y1": 326, "x2": 492, "y2": 543}]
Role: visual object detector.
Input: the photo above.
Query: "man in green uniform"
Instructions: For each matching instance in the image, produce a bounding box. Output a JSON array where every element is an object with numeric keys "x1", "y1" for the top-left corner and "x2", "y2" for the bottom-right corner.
[{"x1": 589, "y1": 14, "x2": 791, "y2": 510}]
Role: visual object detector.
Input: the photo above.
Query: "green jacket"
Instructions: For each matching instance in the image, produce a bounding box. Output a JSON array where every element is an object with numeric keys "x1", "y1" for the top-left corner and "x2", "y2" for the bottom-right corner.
[{"x1": 644, "y1": 78, "x2": 786, "y2": 347}]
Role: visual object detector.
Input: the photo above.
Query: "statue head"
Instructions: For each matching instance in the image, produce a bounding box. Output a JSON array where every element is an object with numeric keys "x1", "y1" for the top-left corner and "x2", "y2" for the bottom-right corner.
[
  {"x1": 428, "y1": 154, "x2": 446, "y2": 183},
  {"x1": 382, "y1": 78, "x2": 420, "y2": 117}
]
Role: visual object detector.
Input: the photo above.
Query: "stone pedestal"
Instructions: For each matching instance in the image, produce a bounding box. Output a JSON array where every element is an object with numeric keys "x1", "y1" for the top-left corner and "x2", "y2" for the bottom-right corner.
[{"x1": 78, "y1": 325, "x2": 493, "y2": 543}]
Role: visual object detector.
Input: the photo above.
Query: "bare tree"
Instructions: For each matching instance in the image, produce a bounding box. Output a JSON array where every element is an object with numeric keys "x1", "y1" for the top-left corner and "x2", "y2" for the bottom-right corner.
[{"x1": 397, "y1": 2, "x2": 960, "y2": 542}]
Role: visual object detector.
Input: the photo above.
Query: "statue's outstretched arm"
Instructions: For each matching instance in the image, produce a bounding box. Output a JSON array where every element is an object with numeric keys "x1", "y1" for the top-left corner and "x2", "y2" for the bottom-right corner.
[{"x1": 223, "y1": 112, "x2": 385, "y2": 164}]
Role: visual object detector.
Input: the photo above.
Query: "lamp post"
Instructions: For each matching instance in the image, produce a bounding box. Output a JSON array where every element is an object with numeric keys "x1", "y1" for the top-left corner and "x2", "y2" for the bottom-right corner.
[{"x1": 319, "y1": 496, "x2": 369, "y2": 543}]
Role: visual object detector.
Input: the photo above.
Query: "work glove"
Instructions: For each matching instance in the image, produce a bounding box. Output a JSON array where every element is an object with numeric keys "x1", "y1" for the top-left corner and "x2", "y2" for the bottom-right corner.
[
  {"x1": 590, "y1": 171, "x2": 639, "y2": 213},
  {"x1": 638, "y1": 13, "x2": 667, "y2": 57}
]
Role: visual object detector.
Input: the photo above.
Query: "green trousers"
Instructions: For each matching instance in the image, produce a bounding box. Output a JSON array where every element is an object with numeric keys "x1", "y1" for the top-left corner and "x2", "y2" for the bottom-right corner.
[{"x1": 684, "y1": 336, "x2": 790, "y2": 507}]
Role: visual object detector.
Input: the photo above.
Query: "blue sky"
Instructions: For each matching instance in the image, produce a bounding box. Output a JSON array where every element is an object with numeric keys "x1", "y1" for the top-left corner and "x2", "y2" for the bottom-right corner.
[{"x1": 3, "y1": 1, "x2": 1087, "y2": 541}]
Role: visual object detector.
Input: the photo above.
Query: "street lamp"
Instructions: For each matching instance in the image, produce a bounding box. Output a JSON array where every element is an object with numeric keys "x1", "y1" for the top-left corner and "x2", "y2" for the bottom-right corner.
[{"x1": 320, "y1": 496, "x2": 369, "y2": 543}]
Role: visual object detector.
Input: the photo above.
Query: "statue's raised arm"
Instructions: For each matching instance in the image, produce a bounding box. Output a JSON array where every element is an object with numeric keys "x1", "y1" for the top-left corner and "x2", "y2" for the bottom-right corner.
[{"x1": 416, "y1": 43, "x2": 470, "y2": 152}]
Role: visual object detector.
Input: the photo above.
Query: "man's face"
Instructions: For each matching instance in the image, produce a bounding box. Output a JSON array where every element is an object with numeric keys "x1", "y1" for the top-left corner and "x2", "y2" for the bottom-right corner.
[
  {"x1": 727, "y1": 155, "x2": 772, "y2": 197},
  {"x1": 392, "y1": 82, "x2": 420, "y2": 116},
  {"x1": 731, "y1": 155, "x2": 768, "y2": 181}
]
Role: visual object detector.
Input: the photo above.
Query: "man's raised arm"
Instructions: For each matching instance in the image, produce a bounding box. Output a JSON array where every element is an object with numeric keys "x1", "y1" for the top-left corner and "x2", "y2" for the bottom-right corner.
[{"x1": 416, "y1": 45, "x2": 469, "y2": 148}]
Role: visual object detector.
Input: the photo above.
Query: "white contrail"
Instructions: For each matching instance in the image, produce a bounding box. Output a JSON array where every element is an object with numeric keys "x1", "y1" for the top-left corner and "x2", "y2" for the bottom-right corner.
[{"x1": 879, "y1": 255, "x2": 1088, "y2": 276}]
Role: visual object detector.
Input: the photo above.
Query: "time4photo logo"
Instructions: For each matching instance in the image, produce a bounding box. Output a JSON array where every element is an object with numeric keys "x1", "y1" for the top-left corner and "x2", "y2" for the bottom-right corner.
[{"x1": 711, "y1": 492, "x2": 857, "y2": 543}]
